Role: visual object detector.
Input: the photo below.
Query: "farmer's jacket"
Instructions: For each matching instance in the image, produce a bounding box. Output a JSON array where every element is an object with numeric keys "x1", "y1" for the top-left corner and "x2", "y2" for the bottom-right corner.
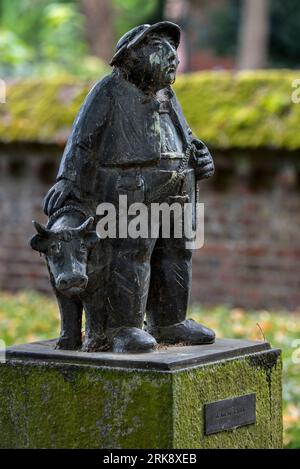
[{"x1": 57, "y1": 68, "x2": 194, "y2": 195}]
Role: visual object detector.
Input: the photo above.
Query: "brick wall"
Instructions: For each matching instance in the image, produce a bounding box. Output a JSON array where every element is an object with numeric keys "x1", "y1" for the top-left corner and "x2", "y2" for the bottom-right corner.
[
  {"x1": 1, "y1": 144, "x2": 300, "y2": 310},
  {"x1": 192, "y1": 151, "x2": 300, "y2": 310},
  {"x1": 0, "y1": 144, "x2": 57, "y2": 293}
]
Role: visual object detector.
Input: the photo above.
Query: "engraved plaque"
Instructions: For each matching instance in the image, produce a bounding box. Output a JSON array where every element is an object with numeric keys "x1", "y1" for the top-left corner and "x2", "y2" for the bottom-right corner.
[{"x1": 204, "y1": 393, "x2": 256, "y2": 435}]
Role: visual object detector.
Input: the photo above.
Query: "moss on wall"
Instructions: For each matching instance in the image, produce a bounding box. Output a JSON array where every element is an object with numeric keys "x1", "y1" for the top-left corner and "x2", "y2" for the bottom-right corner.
[
  {"x1": 175, "y1": 71, "x2": 300, "y2": 151},
  {"x1": 176, "y1": 71, "x2": 300, "y2": 150},
  {"x1": 0, "y1": 71, "x2": 299, "y2": 150},
  {"x1": 0, "y1": 77, "x2": 91, "y2": 145}
]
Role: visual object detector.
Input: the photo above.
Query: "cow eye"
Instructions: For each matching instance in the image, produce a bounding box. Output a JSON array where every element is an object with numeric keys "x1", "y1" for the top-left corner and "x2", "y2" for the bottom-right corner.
[
  {"x1": 50, "y1": 242, "x2": 61, "y2": 255},
  {"x1": 150, "y1": 38, "x2": 162, "y2": 47}
]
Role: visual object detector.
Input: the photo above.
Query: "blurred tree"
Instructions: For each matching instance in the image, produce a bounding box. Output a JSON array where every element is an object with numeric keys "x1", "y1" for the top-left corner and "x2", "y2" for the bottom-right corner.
[
  {"x1": 201, "y1": 0, "x2": 240, "y2": 57},
  {"x1": 0, "y1": 0, "x2": 167, "y2": 76},
  {"x1": 112, "y1": 0, "x2": 165, "y2": 38},
  {"x1": 237, "y1": 0, "x2": 270, "y2": 69},
  {"x1": 200, "y1": 0, "x2": 300, "y2": 70},
  {"x1": 79, "y1": 0, "x2": 113, "y2": 63},
  {"x1": 40, "y1": 3, "x2": 87, "y2": 67},
  {"x1": 0, "y1": 0, "x2": 107, "y2": 77},
  {"x1": 182, "y1": 0, "x2": 206, "y2": 71},
  {"x1": 0, "y1": 30, "x2": 33, "y2": 76},
  {"x1": 0, "y1": 0, "x2": 43, "y2": 75},
  {"x1": 173, "y1": 0, "x2": 228, "y2": 71},
  {"x1": 192, "y1": 0, "x2": 269, "y2": 70},
  {"x1": 269, "y1": 0, "x2": 300, "y2": 67},
  {"x1": 76, "y1": 0, "x2": 167, "y2": 62}
]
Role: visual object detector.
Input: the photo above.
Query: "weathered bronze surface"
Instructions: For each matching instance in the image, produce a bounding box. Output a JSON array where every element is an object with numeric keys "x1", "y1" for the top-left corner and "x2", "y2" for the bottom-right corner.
[{"x1": 31, "y1": 22, "x2": 215, "y2": 353}]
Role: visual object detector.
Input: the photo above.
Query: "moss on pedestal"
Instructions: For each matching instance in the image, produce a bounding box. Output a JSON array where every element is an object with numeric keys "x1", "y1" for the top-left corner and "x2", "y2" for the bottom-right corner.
[
  {"x1": 0, "y1": 362, "x2": 173, "y2": 449},
  {"x1": 172, "y1": 350, "x2": 282, "y2": 449},
  {"x1": 0, "y1": 347, "x2": 282, "y2": 449}
]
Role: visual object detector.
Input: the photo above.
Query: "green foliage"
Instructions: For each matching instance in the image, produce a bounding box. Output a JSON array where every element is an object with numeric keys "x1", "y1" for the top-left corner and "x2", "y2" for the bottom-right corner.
[
  {"x1": 0, "y1": 290, "x2": 299, "y2": 448},
  {"x1": 0, "y1": 0, "x2": 166, "y2": 76},
  {"x1": 0, "y1": 290, "x2": 59, "y2": 345},
  {"x1": 0, "y1": 0, "x2": 46, "y2": 46},
  {"x1": 38, "y1": 3, "x2": 87, "y2": 67},
  {"x1": 0, "y1": 30, "x2": 33, "y2": 76},
  {"x1": 0, "y1": 0, "x2": 107, "y2": 77},
  {"x1": 112, "y1": 0, "x2": 164, "y2": 38}
]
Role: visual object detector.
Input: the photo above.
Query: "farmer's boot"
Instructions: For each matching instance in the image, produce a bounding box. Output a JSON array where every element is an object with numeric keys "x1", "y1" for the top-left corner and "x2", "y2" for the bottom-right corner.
[
  {"x1": 148, "y1": 319, "x2": 215, "y2": 345},
  {"x1": 107, "y1": 327, "x2": 157, "y2": 353}
]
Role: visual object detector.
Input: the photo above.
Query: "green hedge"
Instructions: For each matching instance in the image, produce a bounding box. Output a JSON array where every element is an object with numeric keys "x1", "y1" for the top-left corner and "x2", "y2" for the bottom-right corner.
[{"x1": 0, "y1": 71, "x2": 300, "y2": 149}]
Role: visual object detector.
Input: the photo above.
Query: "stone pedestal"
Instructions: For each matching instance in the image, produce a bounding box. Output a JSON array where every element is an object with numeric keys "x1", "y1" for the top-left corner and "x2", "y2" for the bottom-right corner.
[{"x1": 0, "y1": 338, "x2": 282, "y2": 449}]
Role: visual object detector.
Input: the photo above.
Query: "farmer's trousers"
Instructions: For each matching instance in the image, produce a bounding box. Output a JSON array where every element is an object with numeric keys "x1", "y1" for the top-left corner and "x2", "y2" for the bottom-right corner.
[{"x1": 95, "y1": 160, "x2": 197, "y2": 331}]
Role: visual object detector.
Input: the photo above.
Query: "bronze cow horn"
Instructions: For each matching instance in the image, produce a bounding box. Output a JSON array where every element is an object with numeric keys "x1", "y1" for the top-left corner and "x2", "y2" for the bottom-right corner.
[
  {"x1": 75, "y1": 217, "x2": 94, "y2": 233},
  {"x1": 32, "y1": 220, "x2": 51, "y2": 237}
]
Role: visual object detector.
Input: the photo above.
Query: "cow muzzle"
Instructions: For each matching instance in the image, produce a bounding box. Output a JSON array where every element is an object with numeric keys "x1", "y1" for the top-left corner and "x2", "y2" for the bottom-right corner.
[{"x1": 56, "y1": 273, "x2": 88, "y2": 294}]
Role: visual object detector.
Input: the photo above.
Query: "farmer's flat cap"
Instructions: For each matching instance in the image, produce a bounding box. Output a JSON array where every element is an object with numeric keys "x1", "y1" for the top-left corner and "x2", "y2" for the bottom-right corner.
[{"x1": 110, "y1": 21, "x2": 181, "y2": 66}]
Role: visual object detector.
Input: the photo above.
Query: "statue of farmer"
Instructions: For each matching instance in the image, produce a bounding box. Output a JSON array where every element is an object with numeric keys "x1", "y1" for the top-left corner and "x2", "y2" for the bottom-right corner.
[{"x1": 43, "y1": 22, "x2": 216, "y2": 353}]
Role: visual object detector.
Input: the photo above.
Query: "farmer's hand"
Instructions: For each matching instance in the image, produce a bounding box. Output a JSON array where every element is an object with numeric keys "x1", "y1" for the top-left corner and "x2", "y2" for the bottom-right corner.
[
  {"x1": 192, "y1": 139, "x2": 215, "y2": 180},
  {"x1": 43, "y1": 179, "x2": 80, "y2": 215}
]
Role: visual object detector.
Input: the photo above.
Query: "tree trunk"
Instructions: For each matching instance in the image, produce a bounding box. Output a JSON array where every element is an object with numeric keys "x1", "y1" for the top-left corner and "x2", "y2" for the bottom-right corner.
[
  {"x1": 79, "y1": 0, "x2": 114, "y2": 63},
  {"x1": 237, "y1": 0, "x2": 270, "y2": 70},
  {"x1": 165, "y1": 0, "x2": 227, "y2": 72}
]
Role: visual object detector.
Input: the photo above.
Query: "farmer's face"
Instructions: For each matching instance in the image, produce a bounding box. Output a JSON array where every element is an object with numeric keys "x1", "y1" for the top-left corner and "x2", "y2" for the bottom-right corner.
[{"x1": 129, "y1": 33, "x2": 179, "y2": 90}]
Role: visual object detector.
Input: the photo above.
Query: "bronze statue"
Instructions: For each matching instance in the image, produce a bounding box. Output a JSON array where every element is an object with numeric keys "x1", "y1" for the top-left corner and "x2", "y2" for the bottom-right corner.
[{"x1": 31, "y1": 22, "x2": 216, "y2": 353}]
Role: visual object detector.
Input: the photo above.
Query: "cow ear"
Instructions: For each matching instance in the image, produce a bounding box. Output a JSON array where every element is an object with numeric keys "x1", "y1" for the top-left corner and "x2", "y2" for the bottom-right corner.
[
  {"x1": 84, "y1": 231, "x2": 99, "y2": 249},
  {"x1": 30, "y1": 234, "x2": 48, "y2": 253}
]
